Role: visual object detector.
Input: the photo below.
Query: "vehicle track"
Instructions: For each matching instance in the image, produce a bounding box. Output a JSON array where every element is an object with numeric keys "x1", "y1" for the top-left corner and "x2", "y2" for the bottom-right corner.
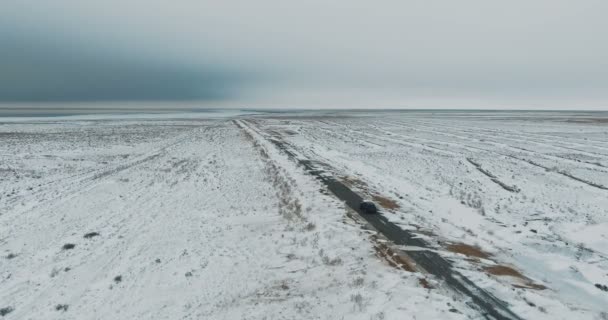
[
  {"x1": 382, "y1": 120, "x2": 608, "y2": 169},
  {"x1": 342, "y1": 120, "x2": 608, "y2": 191},
  {"x1": 516, "y1": 157, "x2": 608, "y2": 190},
  {"x1": 0, "y1": 129, "x2": 195, "y2": 221},
  {"x1": 394, "y1": 118, "x2": 608, "y2": 157},
  {"x1": 467, "y1": 158, "x2": 520, "y2": 193},
  {"x1": 319, "y1": 120, "x2": 458, "y2": 157}
]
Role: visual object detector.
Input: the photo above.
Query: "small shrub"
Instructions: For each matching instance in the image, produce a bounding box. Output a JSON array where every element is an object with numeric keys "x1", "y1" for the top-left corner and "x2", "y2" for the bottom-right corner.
[
  {"x1": 83, "y1": 232, "x2": 100, "y2": 239},
  {"x1": 0, "y1": 307, "x2": 14, "y2": 316},
  {"x1": 352, "y1": 277, "x2": 364, "y2": 287},
  {"x1": 304, "y1": 222, "x2": 316, "y2": 231},
  {"x1": 350, "y1": 293, "x2": 364, "y2": 311},
  {"x1": 55, "y1": 304, "x2": 69, "y2": 312}
]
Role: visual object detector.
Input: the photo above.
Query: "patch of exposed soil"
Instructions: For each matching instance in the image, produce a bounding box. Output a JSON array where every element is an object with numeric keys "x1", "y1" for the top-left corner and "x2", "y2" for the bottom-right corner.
[
  {"x1": 373, "y1": 242, "x2": 416, "y2": 272},
  {"x1": 485, "y1": 265, "x2": 522, "y2": 277},
  {"x1": 340, "y1": 176, "x2": 399, "y2": 210},
  {"x1": 418, "y1": 278, "x2": 432, "y2": 289},
  {"x1": 484, "y1": 265, "x2": 546, "y2": 290},
  {"x1": 447, "y1": 243, "x2": 491, "y2": 259},
  {"x1": 372, "y1": 195, "x2": 400, "y2": 210}
]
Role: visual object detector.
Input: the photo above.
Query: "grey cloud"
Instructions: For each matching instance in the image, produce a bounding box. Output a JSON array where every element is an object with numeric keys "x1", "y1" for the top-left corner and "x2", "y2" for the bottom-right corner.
[
  {"x1": 0, "y1": 26, "x2": 246, "y2": 102},
  {"x1": 1, "y1": 0, "x2": 607, "y2": 108}
]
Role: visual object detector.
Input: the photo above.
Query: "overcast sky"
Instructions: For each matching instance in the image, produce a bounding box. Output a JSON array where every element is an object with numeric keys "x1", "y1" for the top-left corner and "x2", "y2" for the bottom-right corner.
[{"x1": 1, "y1": 0, "x2": 607, "y2": 109}]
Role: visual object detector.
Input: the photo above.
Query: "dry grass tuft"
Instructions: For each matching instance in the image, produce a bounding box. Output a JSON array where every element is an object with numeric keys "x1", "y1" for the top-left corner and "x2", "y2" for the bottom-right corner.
[
  {"x1": 418, "y1": 278, "x2": 432, "y2": 289},
  {"x1": 373, "y1": 243, "x2": 416, "y2": 272}
]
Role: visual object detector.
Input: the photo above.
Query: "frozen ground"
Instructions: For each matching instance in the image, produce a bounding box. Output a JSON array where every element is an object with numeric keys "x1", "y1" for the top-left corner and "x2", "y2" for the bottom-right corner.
[{"x1": 1, "y1": 111, "x2": 607, "y2": 319}]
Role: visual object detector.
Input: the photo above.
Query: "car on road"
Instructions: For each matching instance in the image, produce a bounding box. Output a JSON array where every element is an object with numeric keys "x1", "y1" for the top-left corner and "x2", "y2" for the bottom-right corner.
[{"x1": 359, "y1": 200, "x2": 378, "y2": 214}]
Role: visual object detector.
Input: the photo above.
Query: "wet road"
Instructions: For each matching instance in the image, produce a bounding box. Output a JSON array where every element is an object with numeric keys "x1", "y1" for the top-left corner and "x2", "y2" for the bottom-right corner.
[{"x1": 240, "y1": 119, "x2": 523, "y2": 320}]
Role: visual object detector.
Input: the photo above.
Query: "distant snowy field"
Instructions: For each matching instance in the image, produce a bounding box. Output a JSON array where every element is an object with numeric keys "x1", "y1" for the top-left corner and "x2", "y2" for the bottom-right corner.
[{"x1": 1, "y1": 110, "x2": 607, "y2": 319}]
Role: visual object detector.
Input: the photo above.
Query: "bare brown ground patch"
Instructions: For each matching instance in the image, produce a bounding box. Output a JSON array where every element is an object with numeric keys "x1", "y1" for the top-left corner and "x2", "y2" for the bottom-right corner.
[
  {"x1": 447, "y1": 243, "x2": 491, "y2": 259},
  {"x1": 373, "y1": 242, "x2": 416, "y2": 272},
  {"x1": 445, "y1": 240, "x2": 547, "y2": 290},
  {"x1": 484, "y1": 265, "x2": 547, "y2": 290},
  {"x1": 418, "y1": 278, "x2": 432, "y2": 289},
  {"x1": 340, "y1": 176, "x2": 400, "y2": 210},
  {"x1": 484, "y1": 265, "x2": 522, "y2": 277},
  {"x1": 372, "y1": 194, "x2": 400, "y2": 210}
]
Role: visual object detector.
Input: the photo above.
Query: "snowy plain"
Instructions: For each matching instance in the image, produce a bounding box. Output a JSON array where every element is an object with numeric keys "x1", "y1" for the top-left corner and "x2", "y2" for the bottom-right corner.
[{"x1": 0, "y1": 110, "x2": 607, "y2": 319}]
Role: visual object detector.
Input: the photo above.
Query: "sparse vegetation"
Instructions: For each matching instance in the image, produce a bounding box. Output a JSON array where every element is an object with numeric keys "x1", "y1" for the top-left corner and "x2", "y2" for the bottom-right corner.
[
  {"x1": 350, "y1": 293, "x2": 365, "y2": 311},
  {"x1": 318, "y1": 249, "x2": 342, "y2": 266},
  {"x1": 352, "y1": 277, "x2": 365, "y2": 287},
  {"x1": 0, "y1": 307, "x2": 14, "y2": 316},
  {"x1": 419, "y1": 278, "x2": 432, "y2": 289},
  {"x1": 83, "y1": 232, "x2": 100, "y2": 239},
  {"x1": 55, "y1": 304, "x2": 69, "y2": 312},
  {"x1": 279, "y1": 281, "x2": 289, "y2": 290},
  {"x1": 304, "y1": 222, "x2": 316, "y2": 231}
]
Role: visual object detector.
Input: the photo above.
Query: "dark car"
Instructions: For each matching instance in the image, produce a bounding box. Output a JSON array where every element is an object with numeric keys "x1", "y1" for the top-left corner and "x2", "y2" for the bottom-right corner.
[{"x1": 359, "y1": 200, "x2": 378, "y2": 214}]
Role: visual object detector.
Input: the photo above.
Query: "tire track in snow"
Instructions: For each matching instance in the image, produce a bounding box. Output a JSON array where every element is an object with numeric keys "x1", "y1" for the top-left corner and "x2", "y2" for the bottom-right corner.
[
  {"x1": 467, "y1": 158, "x2": 520, "y2": 193},
  {"x1": 384, "y1": 119, "x2": 608, "y2": 169},
  {"x1": 0, "y1": 129, "x2": 195, "y2": 221},
  {"x1": 516, "y1": 157, "x2": 608, "y2": 191},
  {"x1": 319, "y1": 120, "x2": 458, "y2": 157},
  {"x1": 369, "y1": 120, "x2": 608, "y2": 191},
  {"x1": 1, "y1": 126, "x2": 224, "y2": 318},
  {"x1": 396, "y1": 118, "x2": 608, "y2": 158}
]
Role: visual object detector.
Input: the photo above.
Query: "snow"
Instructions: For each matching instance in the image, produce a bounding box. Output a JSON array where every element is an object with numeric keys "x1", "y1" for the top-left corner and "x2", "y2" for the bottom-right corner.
[
  {"x1": 1, "y1": 110, "x2": 607, "y2": 319},
  {"x1": 1, "y1": 113, "x2": 476, "y2": 319},
  {"x1": 254, "y1": 111, "x2": 608, "y2": 319}
]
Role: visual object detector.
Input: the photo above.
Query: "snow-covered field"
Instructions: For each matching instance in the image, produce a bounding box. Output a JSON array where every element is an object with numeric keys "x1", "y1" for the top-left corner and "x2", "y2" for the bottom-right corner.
[{"x1": 1, "y1": 111, "x2": 607, "y2": 319}]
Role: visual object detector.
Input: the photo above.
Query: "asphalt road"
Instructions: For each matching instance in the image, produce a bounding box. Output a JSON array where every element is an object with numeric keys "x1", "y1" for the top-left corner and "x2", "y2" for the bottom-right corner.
[{"x1": 244, "y1": 120, "x2": 523, "y2": 320}]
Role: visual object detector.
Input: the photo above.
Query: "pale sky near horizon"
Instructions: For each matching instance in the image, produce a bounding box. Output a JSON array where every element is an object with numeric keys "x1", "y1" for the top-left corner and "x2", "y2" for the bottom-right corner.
[{"x1": 1, "y1": 0, "x2": 607, "y2": 109}]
